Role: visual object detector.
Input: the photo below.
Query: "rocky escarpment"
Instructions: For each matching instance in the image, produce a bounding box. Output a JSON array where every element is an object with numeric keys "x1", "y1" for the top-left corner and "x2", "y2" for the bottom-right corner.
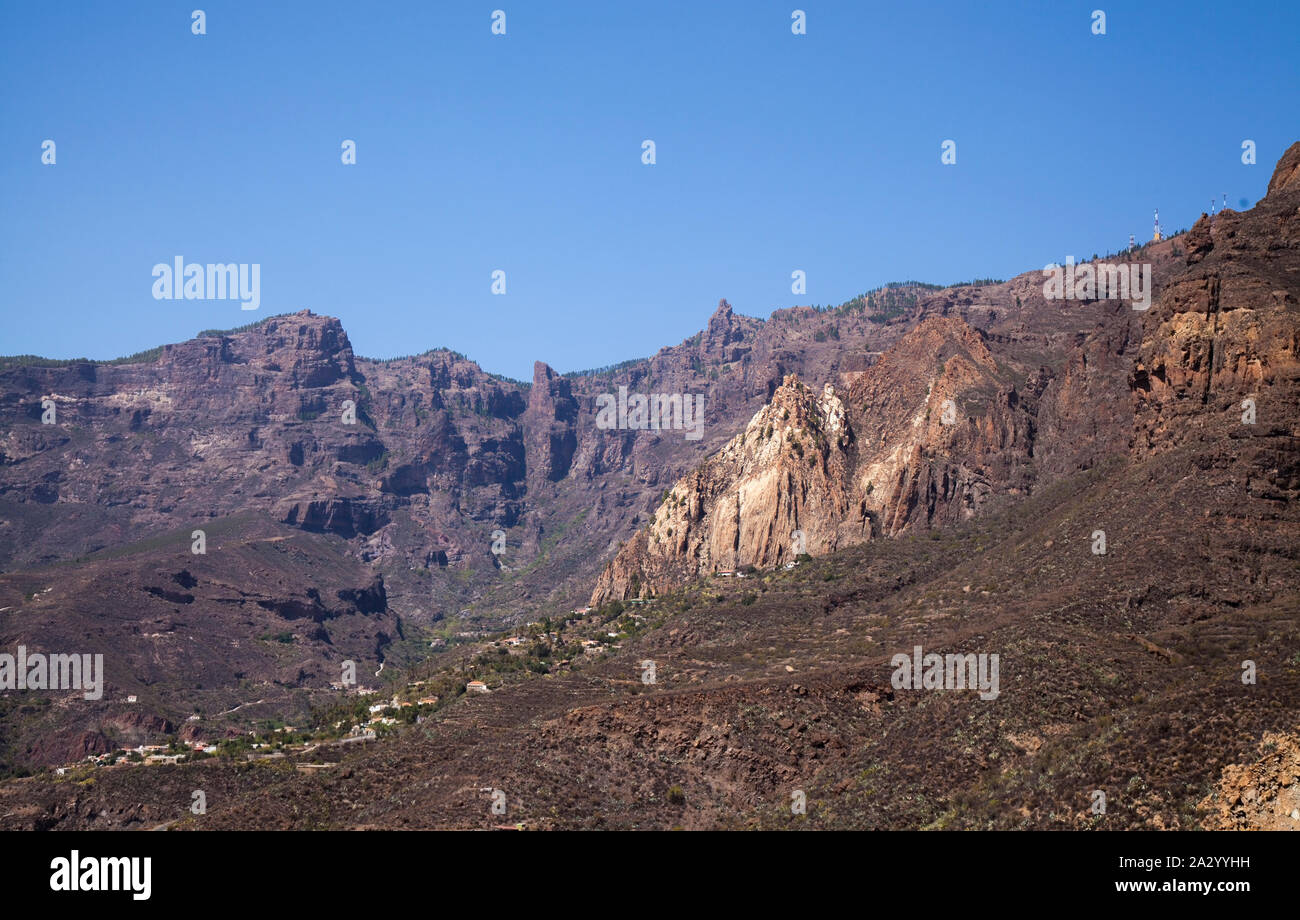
[
  {"x1": 591, "y1": 316, "x2": 1038, "y2": 603},
  {"x1": 0, "y1": 247, "x2": 1188, "y2": 628},
  {"x1": 1130, "y1": 141, "x2": 1300, "y2": 506},
  {"x1": 590, "y1": 375, "x2": 854, "y2": 599},
  {"x1": 0, "y1": 299, "x2": 900, "y2": 624},
  {"x1": 1, "y1": 312, "x2": 378, "y2": 558},
  {"x1": 843, "y1": 315, "x2": 1034, "y2": 536},
  {"x1": 592, "y1": 146, "x2": 1300, "y2": 604},
  {"x1": 523, "y1": 361, "x2": 579, "y2": 486},
  {"x1": 3, "y1": 151, "x2": 1287, "y2": 638}
]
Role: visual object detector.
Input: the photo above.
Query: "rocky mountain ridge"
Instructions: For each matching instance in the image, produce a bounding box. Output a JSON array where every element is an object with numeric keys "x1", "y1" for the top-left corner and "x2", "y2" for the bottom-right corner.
[
  {"x1": 591, "y1": 143, "x2": 1300, "y2": 604},
  {"x1": 3, "y1": 144, "x2": 1295, "y2": 774}
]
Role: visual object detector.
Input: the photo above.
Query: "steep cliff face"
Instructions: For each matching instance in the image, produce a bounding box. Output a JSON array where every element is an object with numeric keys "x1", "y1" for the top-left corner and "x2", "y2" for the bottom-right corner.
[
  {"x1": 591, "y1": 146, "x2": 1300, "y2": 604},
  {"x1": 0, "y1": 292, "x2": 907, "y2": 626},
  {"x1": 591, "y1": 315, "x2": 1038, "y2": 603},
  {"x1": 1266, "y1": 141, "x2": 1300, "y2": 197},
  {"x1": 589, "y1": 374, "x2": 854, "y2": 600},
  {"x1": 1, "y1": 313, "x2": 368, "y2": 556},
  {"x1": 844, "y1": 315, "x2": 1034, "y2": 536},
  {"x1": 523, "y1": 361, "x2": 579, "y2": 487},
  {"x1": 0, "y1": 312, "x2": 537, "y2": 627},
  {"x1": 1032, "y1": 308, "x2": 1141, "y2": 479},
  {"x1": 1130, "y1": 142, "x2": 1300, "y2": 504},
  {"x1": 9, "y1": 264, "x2": 1155, "y2": 626}
]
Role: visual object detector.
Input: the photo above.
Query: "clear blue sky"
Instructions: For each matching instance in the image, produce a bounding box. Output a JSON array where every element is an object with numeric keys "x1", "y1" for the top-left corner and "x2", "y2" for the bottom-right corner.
[{"x1": 2, "y1": 1, "x2": 1297, "y2": 380}]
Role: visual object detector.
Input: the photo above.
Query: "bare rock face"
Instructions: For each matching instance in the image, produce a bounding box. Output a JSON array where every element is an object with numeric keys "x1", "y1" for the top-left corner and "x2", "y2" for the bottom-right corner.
[
  {"x1": 1130, "y1": 141, "x2": 1300, "y2": 504},
  {"x1": 1266, "y1": 140, "x2": 1300, "y2": 197},
  {"x1": 591, "y1": 316, "x2": 1037, "y2": 603},
  {"x1": 592, "y1": 145, "x2": 1300, "y2": 604},
  {"x1": 279, "y1": 496, "x2": 389, "y2": 537},
  {"x1": 705, "y1": 298, "x2": 750, "y2": 357},
  {"x1": 1033, "y1": 310, "x2": 1141, "y2": 479},
  {"x1": 0, "y1": 279, "x2": 1030, "y2": 626},
  {"x1": 590, "y1": 374, "x2": 853, "y2": 599},
  {"x1": 0, "y1": 310, "x2": 374, "y2": 564},
  {"x1": 523, "y1": 361, "x2": 579, "y2": 486},
  {"x1": 843, "y1": 315, "x2": 1031, "y2": 536}
]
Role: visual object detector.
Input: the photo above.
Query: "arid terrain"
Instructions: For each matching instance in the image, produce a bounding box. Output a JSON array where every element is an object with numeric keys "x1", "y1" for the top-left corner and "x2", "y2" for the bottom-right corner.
[{"x1": 0, "y1": 144, "x2": 1296, "y2": 830}]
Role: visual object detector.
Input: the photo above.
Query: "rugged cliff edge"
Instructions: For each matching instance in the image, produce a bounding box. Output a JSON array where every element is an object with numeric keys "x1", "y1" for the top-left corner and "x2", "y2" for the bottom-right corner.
[{"x1": 592, "y1": 142, "x2": 1300, "y2": 605}]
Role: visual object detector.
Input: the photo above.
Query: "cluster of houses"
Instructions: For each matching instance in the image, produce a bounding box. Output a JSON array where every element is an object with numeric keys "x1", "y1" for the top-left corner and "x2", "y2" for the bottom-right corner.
[
  {"x1": 78, "y1": 600, "x2": 668, "y2": 776},
  {"x1": 62, "y1": 739, "x2": 221, "y2": 774},
  {"x1": 62, "y1": 677, "x2": 464, "y2": 776},
  {"x1": 498, "y1": 627, "x2": 634, "y2": 659},
  {"x1": 453, "y1": 606, "x2": 652, "y2": 689},
  {"x1": 54, "y1": 600, "x2": 671, "y2": 778},
  {"x1": 58, "y1": 715, "x2": 356, "y2": 775},
  {"x1": 339, "y1": 692, "x2": 443, "y2": 737}
]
